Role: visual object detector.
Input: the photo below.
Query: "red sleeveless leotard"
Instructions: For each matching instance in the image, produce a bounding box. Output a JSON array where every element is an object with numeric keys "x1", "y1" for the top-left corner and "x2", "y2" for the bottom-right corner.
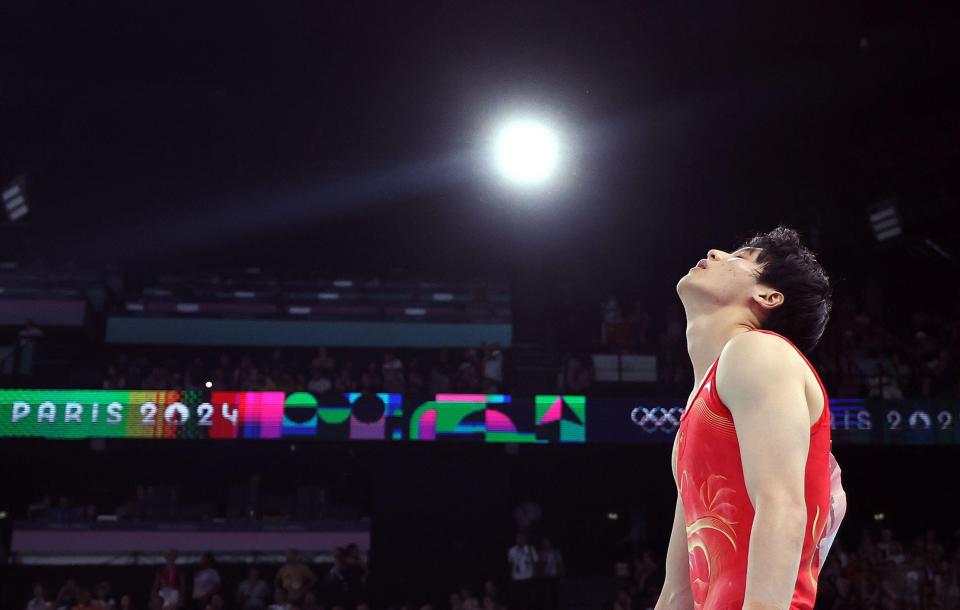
[{"x1": 675, "y1": 329, "x2": 846, "y2": 610}]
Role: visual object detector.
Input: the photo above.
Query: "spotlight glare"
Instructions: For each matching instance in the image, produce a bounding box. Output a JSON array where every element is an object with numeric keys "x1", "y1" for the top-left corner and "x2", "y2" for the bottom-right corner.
[
  {"x1": 493, "y1": 119, "x2": 560, "y2": 186},
  {"x1": 204, "y1": 381, "x2": 213, "y2": 388}
]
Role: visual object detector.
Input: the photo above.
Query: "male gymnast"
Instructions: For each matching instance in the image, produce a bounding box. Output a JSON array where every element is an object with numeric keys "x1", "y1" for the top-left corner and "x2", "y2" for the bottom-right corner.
[{"x1": 656, "y1": 226, "x2": 846, "y2": 610}]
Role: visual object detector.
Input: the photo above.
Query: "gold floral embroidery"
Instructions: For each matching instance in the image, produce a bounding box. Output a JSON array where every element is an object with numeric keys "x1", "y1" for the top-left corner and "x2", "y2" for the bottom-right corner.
[{"x1": 681, "y1": 471, "x2": 740, "y2": 607}]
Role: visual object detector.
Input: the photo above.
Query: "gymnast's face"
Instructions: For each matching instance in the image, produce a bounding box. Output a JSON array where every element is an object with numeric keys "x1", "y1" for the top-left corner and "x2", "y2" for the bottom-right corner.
[{"x1": 676, "y1": 246, "x2": 777, "y2": 311}]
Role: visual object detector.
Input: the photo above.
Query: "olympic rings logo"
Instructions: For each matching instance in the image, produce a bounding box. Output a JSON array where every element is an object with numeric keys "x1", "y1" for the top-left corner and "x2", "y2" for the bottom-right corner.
[{"x1": 629, "y1": 406, "x2": 684, "y2": 433}]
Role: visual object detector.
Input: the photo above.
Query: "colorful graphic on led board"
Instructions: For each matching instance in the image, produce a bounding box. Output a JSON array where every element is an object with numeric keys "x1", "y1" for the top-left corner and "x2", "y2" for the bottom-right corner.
[
  {"x1": 407, "y1": 394, "x2": 585, "y2": 443},
  {"x1": 0, "y1": 390, "x2": 401, "y2": 441},
  {"x1": 0, "y1": 389, "x2": 282, "y2": 440},
  {"x1": 534, "y1": 395, "x2": 586, "y2": 443},
  {"x1": 2, "y1": 389, "x2": 955, "y2": 445},
  {"x1": 408, "y1": 393, "x2": 528, "y2": 442},
  {"x1": 269, "y1": 391, "x2": 404, "y2": 441}
]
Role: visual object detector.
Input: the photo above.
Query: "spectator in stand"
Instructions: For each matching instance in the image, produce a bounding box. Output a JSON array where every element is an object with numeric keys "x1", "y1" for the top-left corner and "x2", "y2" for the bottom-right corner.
[
  {"x1": 631, "y1": 551, "x2": 661, "y2": 603},
  {"x1": 341, "y1": 543, "x2": 368, "y2": 606},
  {"x1": 447, "y1": 592, "x2": 462, "y2": 610},
  {"x1": 335, "y1": 362, "x2": 357, "y2": 393},
  {"x1": 115, "y1": 486, "x2": 145, "y2": 521},
  {"x1": 236, "y1": 566, "x2": 271, "y2": 610},
  {"x1": 876, "y1": 528, "x2": 904, "y2": 563},
  {"x1": 71, "y1": 589, "x2": 95, "y2": 610},
  {"x1": 507, "y1": 532, "x2": 539, "y2": 610},
  {"x1": 600, "y1": 296, "x2": 622, "y2": 346},
  {"x1": 17, "y1": 318, "x2": 45, "y2": 375},
  {"x1": 929, "y1": 348, "x2": 960, "y2": 398},
  {"x1": 267, "y1": 589, "x2": 289, "y2": 610},
  {"x1": 536, "y1": 537, "x2": 564, "y2": 610},
  {"x1": 322, "y1": 548, "x2": 351, "y2": 608},
  {"x1": 56, "y1": 579, "x2": 80, "y2": 610},
  {"x1": 890, "y1": 351, "x2": 915, "y2": 397},
  {"x1": 275, "y1": 549, "x2": 316, "y2": 606},
  {"x1": 407, "y1": 357, "x2": 427, "y2": 397},
  {"x1": 191, "y1": 552, "x2": 221, "y2": 608},
  {"x1": 925, "y1": 527, "x2": 946, "y2": 558},
  {"x1": 203, "y1": 594, "x2": 225, "y2": 610},
  {"x1": 359, "y1": 361, "x2": 382, "y2": 392},
  {"x1": 457, "y1": 585, "x2": 479, "y2": 610},
  {"x1": 512, "y1": 500, "x2": 542, "y2": 536},
  {"x1": 557, "y1": 355, "x2": 594, "y2": 394},
  {"x1": 311, "y1": 347, "x2": 335, "y2": 372},
  {"x1": 382, "y1": 351, "x2": 406, "y2": 393},
  {"x1": 103, "y1": 365, "x2": 127, "y2": 390},
  {"x1": 52, "y1": 495, "x2": 74, "y2": 522},
  {"x1": 612, "y1": 588, "x2": 632, "y2": 610},
  {"x1": 456, "y1": 349, "x2": 481, "y2": 393},
  {"x1": 480, "y1": 596, "x2": 499, "y2": 610},
  {"x1": 152, "y1": 550, "x2": 185, "y2": 610},
  {"x1": 211, "y1": 354, "x2": 232, "y2": 388},
  {"x1": 26, "y1": 583, "x2": 51, "y2": 610},
  {"x1": 142, "y1": 366, "x2": 169, "y2": 390},
  {"x1": 27, "y1": 494, "x2": 52, "y2": 519},
  {"x1": 427, "y1": 351, "x2": 452, "y2": 394},
  {"x1": 482, "y1": 343, "x2": 503, "y2": 392},
  {"x1": 91, "y1": 582, "x2": 116, "y2": 610},
  {"x1": 300, "y1": 591, "x2": 322, "y2": 610},
  {"x1": 482, "y1": 580, "x2": 500, "y2": 607},
  {"x1": 262, "y1": 367, "x2": 280, "y2": 391},
  {"x1": 307, "y1": 367, "x2": 333, "y2": 395},
  {"x1": 627, "y1": 298, "x2": 653, "y2": 351}
]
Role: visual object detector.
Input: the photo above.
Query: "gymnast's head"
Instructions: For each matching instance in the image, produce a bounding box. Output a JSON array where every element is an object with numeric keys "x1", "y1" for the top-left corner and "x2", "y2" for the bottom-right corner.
[{"x1": 676, "y1": 225, "x2": 832, "y2": 354}]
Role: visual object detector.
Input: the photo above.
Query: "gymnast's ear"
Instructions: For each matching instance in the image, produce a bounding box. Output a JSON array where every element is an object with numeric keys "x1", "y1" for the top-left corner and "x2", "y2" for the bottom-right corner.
[{"x1": 751, "y1": 287, "x2": 783, "y2": 312}]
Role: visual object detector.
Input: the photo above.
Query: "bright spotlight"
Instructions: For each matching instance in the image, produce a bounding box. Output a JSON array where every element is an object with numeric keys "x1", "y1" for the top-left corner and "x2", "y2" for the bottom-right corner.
[{"x1": 493, "y1": 119, "x2": 560, "y2": 186}]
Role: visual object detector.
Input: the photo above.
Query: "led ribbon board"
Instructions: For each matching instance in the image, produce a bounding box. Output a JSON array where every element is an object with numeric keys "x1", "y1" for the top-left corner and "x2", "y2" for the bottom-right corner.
[
  {"x1": 0, "y1": 390, "x2": 402, "y2": 441},
  {"x1": 1, "y1": 390, "x2": 955, "y2": 444}
]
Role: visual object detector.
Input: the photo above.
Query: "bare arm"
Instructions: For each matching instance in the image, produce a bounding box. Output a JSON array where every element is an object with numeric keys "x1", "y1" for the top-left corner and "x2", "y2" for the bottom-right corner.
[
  {"x1": 717, "y1": 333, "x2": 810, "y2": 610},
  {"x1": 655, "y1": 495, "x2": 694, "y2": 610},
  {"x1": 656, "y1": 427, "x2": 693, "y2": 610}
]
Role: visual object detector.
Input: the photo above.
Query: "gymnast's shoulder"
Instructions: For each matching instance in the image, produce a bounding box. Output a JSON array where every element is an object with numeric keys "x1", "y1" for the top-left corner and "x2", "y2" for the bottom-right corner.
[{"x1": 714, "y1": 330, "x2": 807, "y2": 409}]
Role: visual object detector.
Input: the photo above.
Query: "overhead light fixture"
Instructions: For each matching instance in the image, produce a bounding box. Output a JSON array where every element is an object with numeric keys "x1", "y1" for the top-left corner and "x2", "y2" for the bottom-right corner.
[
  {"x1": 2, "y1": 176, "x2": 28, "y2": 223},
  {"x1": 867, "y1": 198, "x2": 902, "y2": 242}
]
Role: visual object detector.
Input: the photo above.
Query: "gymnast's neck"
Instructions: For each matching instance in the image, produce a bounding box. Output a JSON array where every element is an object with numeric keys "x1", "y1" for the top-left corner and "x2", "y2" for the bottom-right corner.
[{"x1": 683, "y1": 306, "x2": 759, "y2": 388}]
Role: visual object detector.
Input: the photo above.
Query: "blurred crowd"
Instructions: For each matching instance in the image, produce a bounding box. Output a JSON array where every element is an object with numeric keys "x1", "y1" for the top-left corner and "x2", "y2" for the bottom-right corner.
[
  {"x1": 505, "y1": 532, "x2": 565, "y2": 610},
  {"x1": 609, "y1": 552, "x2": 663, "y2": 610},
  {"x1": 18, "y1": 498, "x2": 565, "y2": 610},
  {"x1": 20, "y1": 548, "x2": 521, "y2": 610},
  {"x1": 100, "y1": 345, "x2": 504, "y2": 396},
  {"x1": 18, "y1": 496, "x2": 960, "y2": 610},
  {"x1": 565, "y1": 293, "x2": 960, "y2": 400},
  {"x1": 608, "y1": 526, "x2": 960, "y2": 610},
  {"x1": 25, "y1": 476, "x2": 344, "y2": 524},
  {"x1": 24, "y1": 548, "x2": 370, "y2": 610},
  {"x1": 8, "y1": 286, "x2": 958, "y2": 401},
  {"x1": 804, "y1": 526, "x2": 960, "y2": 609},
  {"x1": 811, "y1": 300, "x2": 960, "y2": 401}
]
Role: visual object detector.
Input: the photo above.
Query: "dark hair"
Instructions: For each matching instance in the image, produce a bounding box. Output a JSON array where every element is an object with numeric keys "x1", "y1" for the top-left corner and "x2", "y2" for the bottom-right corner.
[{"x1": 737, "y1": 225, "x2": 832, "y2": 355}]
